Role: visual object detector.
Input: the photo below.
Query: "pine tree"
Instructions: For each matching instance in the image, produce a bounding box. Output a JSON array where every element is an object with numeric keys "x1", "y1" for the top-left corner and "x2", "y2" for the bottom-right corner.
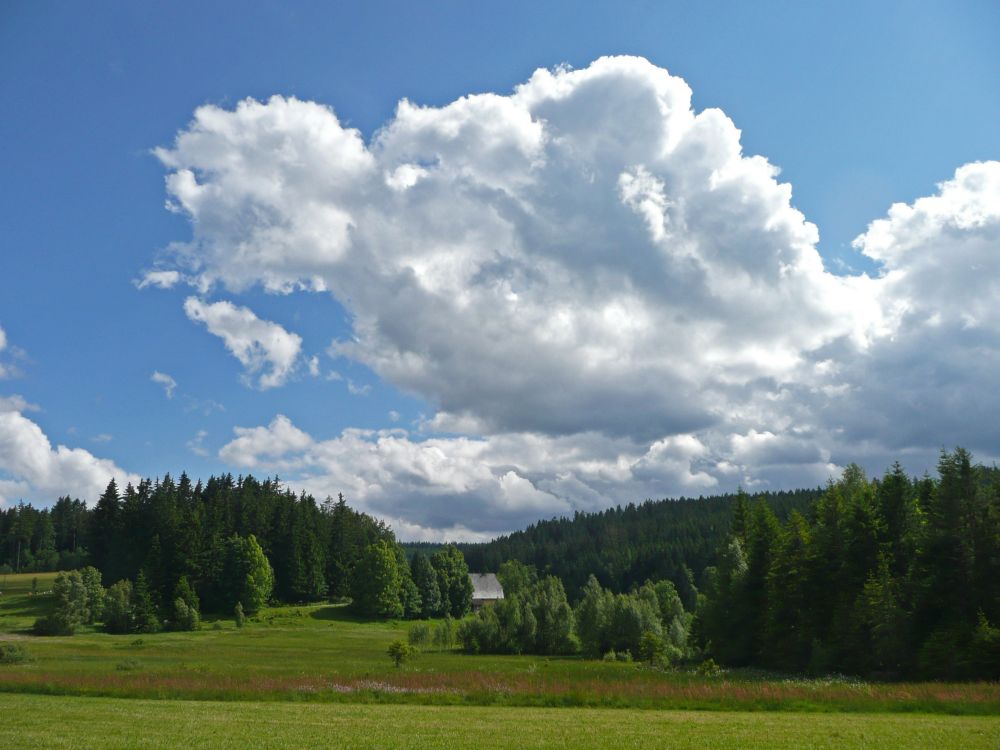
[{"x1": 131, "y1": 571, "x2": 160, "y2": 633}]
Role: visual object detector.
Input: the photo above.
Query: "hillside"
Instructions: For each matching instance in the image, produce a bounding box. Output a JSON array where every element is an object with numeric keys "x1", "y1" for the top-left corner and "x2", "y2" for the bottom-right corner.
[{"x1": 451, "y1": 488, "x2": 822, "y2": 601}]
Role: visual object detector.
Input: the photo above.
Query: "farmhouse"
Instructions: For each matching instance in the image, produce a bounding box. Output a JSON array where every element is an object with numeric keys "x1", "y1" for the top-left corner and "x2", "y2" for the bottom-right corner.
[{"x1": 469, "y1": 573, "x2": 504, "y2": 611}]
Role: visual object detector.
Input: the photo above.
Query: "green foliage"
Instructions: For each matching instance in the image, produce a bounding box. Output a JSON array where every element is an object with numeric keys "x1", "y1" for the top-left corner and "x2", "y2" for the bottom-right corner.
[
  {"x1": 497, "y1": 559, "x2": 537, "y2": 598},
  {"x1": 431, "y1": 545, "x2": 473, "y2": 618},
  {"x1": 696, "y1": 657, "x2": 722, "y2": 676},
  {"x1": 351, "y1": 540, "x2": 404, "y2": 618},
  {"x1": 1, "y1": 476, "x2": 399, "y2": 618},
  {"x1": 698, "y1": 450, "x2": 1000, "y2": 679},
  {"x1": 460, "y1": 488, "x2": 820, "y2": 598},
  {"x1": 103, "y1": 579, "x2": 133, "y2": 634},
  {"x1": 130, "y1": 571, "x2": 160, "y2": 634},
  {"x1": 222, "y1": 534, "x2": 274, "y2": 615},
  {"x1": 172, "y1": 598, "x2": 200, "y2": 631},
  {"x1": 34, "y1": 570, "x2": 93, "y2": 636},
  {"x1": 576, "y1": 575, "x2": 613, "y2": 656},
  {"x1": 234, "y1": 602, "x2": 246, "y2": 628},
  {"x1": 459, "y1": 575, "x2": 576, "y2": 656},
  {"x1": 410, "y1": 553, "x2": 443, "y2": 617},
  {"x1": 432, "y1": 615, "x2": 455, "y2": 650},
  {"x1": 0, "y1": 642, "x2": 31, "y2": 664},
  {"x1": 80, "y1": 567, "x2": 104, "y2": 624},
  {"x1": 386, "y1": 639, "x2": 412, "y2": 668},
  {"x1": 638, "y1": 630, "x2": 666, "y2": 665},
  {"x1": 407, "y1": 623, "x2": 430, "y2": 647}
]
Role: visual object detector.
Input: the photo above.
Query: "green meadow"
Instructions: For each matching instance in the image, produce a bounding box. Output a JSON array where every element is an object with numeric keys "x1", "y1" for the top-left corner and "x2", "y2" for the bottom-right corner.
[
  {"x1": 2, "y1": 694, "x2": 998, "y2": 750},
  {"x1": 2, "y1": 571, "x2": 998, "y2": 747}
]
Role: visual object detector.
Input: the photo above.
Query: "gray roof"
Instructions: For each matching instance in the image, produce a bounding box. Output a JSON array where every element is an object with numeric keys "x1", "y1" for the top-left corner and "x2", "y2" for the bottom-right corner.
[{"x1": 469, "y1": 573, "x2": 504, "y2": 600}]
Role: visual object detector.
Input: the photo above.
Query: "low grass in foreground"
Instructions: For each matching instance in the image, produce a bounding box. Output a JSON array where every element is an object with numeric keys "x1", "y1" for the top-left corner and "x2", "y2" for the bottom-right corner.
[{"x1": 1, "y1": 693, "x2": 997, "y2": 750}]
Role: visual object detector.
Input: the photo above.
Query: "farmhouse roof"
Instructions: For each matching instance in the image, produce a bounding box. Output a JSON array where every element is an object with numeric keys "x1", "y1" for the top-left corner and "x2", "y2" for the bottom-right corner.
[{"x1": 469, "y1": 573, "x2": 504, "y2": 600}]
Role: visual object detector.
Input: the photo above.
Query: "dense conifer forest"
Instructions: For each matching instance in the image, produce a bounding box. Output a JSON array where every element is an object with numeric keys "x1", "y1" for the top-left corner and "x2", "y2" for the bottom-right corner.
[
  {"x1": 457, "y1": 488, "x2": 822, "y2": 602},
  {"x1": 0, "y1": 475, "x2": 471, "y2": 626}
]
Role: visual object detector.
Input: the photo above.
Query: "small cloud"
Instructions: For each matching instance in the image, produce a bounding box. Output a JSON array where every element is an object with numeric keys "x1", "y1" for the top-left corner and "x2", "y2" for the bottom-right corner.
[
  {"x1": 151, "y1": 371, "x2": 178, "y2": 399},
  {"x1": 0, "y1": 394, "x2": 39, "y2": 414},
  {"x1": 0, "y1": 325, "x2": 25, "y2": 380},
  {"x1": 182, "y1": 396, "x2": 226, "y2": 416},
  {"x1": 388, "y1": 410, "x2": 400, "y2": 422},
  {"x1": 90, "y1": 433, "x2": 113, "y2": 443},
  {"x1": 184, "y1": 297, "x2": 303, "y2": 389},
  {"x1": 347, "y1": 380, "x2": 371, "y2": 396},
  {"x1": 135, "y1": 270, "x2": 181, "y2": 290},
  {"x1": 325, "y1": 370, "x2": 343, "y2": 381},
  {"x1": 187, "y1": 429, "x2": 209, "y2": 457},
  {"x1": 308, "y1": 356, "x2": 320, "y2": 377}
]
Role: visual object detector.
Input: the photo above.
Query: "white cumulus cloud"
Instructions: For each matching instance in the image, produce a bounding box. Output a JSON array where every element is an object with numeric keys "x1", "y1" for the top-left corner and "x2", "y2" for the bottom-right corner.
[
  {"x1": 183, "y1": 297, "x2": 303, "y2": 389},
  {"x1": 0, "y1": 396, "x2": 139, "y2": 505},
  {"x1": 150, "y1": 57, "x2": 1000, "y2": 536}
]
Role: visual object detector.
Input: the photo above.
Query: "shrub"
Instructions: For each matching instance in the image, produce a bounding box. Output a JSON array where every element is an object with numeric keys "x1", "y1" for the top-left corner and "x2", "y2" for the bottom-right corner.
[
  {"x1": 408, "y1": 623, "x2": 430, "y2": 647},
  {"x1": 387, "y1": 639, "x2": 413, "y2": 668},
  {"x1": 115, "y1": 658, "x2": 142, "y2": 671},
  {"x1": 172, "y1": 598, "x2": 201, "y2": 632},
  {"x1": 433, "y1": 615, "x2": 455, "y2": 650},
  {"x1": 234, "y1": 602, "x2": 246, "y2": 628},
  {"x1": 639, "y1": 630, "x2": 667, "y2": 665},
  {"x1": 0, "y1": 643, "x2": 31, "y2": 664},
  {"x1": 696, "y1": 657, "x2": 722, "y2": 676}
]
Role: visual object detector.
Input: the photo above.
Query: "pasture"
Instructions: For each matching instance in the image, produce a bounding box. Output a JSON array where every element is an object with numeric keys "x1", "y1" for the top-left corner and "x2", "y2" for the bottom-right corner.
[
  {"x1": 1, "y1": 570, "x2": 997, "y2": 747},
  {"x1": 1, "y1": 694, "x2": 998, "y2": 750}
]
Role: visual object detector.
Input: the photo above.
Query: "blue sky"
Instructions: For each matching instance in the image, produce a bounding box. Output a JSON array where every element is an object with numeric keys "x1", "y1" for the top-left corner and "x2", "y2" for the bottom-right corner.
[{"x1": 1, "y1": 1, "x2": 998, "y2": 539}]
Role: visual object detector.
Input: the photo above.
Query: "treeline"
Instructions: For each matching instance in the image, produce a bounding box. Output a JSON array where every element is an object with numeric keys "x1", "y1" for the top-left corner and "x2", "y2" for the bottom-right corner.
[
  {"x1": 458, "y1": 488, "x2": 821, "y2": 604},
  {"x1": 694, "y1": 450, "x2": 1000, "y2": 680},
  {"x1": 4, "y1": 474, "x2": 474, "y2": 622},
  {"x1": 455, "y1": 560, "x2": 694, "y2": 664}
]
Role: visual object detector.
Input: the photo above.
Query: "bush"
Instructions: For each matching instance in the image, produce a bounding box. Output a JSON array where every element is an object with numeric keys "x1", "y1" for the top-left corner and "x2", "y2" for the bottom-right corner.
[
  {"x1": 234, "y1": 602, "x2": 246, "y2": 628},
  {"x1": 639, "y1": 630, "x2": 667, "y2": 665},
  {"x1": 0, "y1": 643, "x2": 31, "y2": 664},
  {"x1": 696, "y1": 658, "x2": 722, "y2": 676},
  {"x1": 408, "y1": 623, "x2": 430, "y2": 647},
  {"x1": 387, "y1": 639, "x2": 413, "y2": 668},
  {"x1": 172, "y1": 598, "x2": 201, "y2": 632},
  {"x1": 433, "y1": 615, "x2": 455, "y2": 650},
  {"x1": 115, "y1": 658, "x2": 142, "y2": 671}
]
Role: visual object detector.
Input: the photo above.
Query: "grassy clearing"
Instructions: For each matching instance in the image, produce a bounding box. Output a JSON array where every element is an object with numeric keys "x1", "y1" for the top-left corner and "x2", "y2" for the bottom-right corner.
[
  {"x1": 1, "y1": 693, "x2": 997, "y2": 749},
  {"x1": 1, "y1": 581, "x2": 997, "y2": 714}
]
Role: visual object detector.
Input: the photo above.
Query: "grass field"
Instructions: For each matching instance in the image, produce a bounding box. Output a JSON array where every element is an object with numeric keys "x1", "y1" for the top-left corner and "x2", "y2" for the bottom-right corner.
[
  {"x1": 2, "y1": 571, "x2": 998, "y2": 747},
  {"x1": 1, "y1": 693, "x2": 997, "y2": 749}
]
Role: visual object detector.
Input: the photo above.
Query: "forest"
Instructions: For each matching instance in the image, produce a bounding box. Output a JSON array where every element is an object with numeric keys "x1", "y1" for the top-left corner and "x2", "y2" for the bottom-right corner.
[
  {"x1": 2, "y1": 449, "x2": 998, "y2": 679},
  {"x1": 0, "y1": 475, "x2": 474, "y2": 634},
  {"x1": 456, "y1": 487, "x2": 823, "y2": 604}
]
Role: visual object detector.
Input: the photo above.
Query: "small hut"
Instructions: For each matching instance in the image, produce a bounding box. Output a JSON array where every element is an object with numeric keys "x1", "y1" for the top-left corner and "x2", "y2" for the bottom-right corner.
[{"x1": 469, "y1": 573, "x2": 504, "y2": 611}]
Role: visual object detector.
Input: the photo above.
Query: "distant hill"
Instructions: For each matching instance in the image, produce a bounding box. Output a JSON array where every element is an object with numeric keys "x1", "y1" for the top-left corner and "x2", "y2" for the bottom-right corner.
[{"x1": 436, "y1": 488, "x2": 822, "y2": 603}]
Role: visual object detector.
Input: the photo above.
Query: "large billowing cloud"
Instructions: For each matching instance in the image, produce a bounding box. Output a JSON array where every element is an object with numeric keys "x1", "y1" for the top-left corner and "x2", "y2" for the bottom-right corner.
[
  {"x1": 0, "y1": 396, "x2": 139, "y2": 505},
  {"x1": 149, "y1": 56, "x2": 1000, "y2": 538}
]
